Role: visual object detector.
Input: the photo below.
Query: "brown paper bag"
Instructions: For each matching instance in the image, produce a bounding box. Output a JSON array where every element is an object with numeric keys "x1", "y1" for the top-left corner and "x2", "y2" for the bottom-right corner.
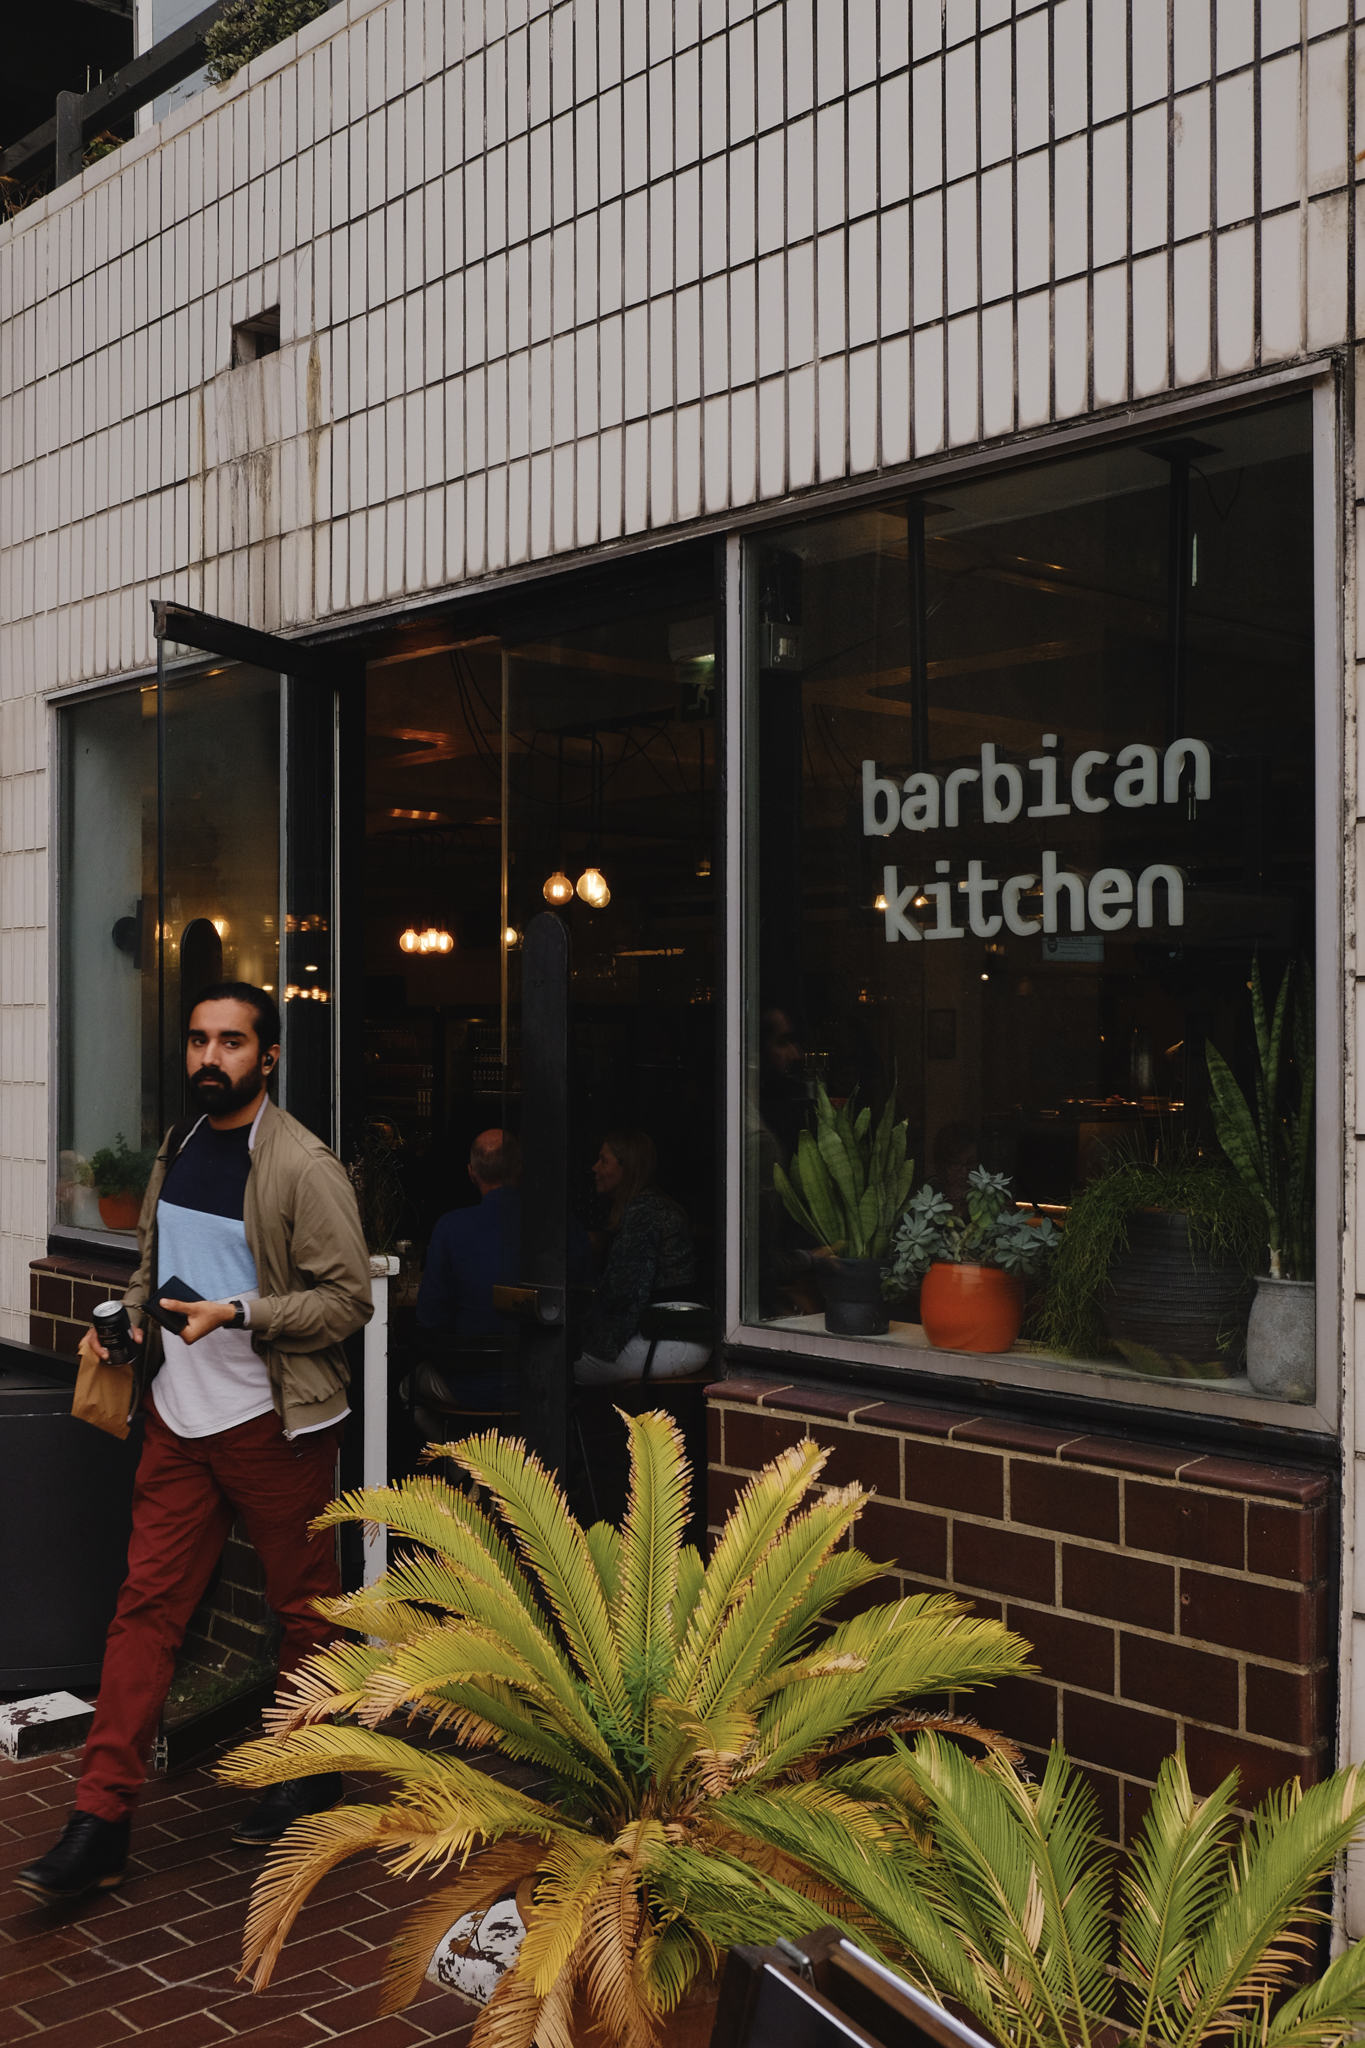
[{"x1": 72, "y1": 1331, "x2": 135, "y2": 1441}]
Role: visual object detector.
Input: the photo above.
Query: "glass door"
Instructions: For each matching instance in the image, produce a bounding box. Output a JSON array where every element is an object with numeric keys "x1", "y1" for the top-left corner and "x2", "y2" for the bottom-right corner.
[{"x1": 502, "y1": 591, "x2": 719, "y2": 1521}]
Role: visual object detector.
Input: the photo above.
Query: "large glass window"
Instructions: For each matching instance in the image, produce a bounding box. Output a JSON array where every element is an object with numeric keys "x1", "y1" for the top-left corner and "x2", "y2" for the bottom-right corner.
[
  {"x1": 58, "y1": 665, "x2": 281, "y2": 1238},
  {"x1": 742, "y1": 398, "x2": 1318, "y2": 1405}
]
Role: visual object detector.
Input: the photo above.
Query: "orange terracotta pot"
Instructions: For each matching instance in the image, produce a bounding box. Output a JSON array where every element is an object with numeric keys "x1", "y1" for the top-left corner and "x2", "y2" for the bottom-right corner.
[
  {"x1": 920, "y1": 1262, "x2": 1024, "y2": 1353},
  {"x1": 98, "y1": 1191, "x2": 142, "y2": 1231}
]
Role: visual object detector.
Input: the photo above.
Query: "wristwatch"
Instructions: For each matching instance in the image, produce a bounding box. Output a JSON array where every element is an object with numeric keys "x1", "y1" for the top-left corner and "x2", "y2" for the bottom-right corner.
[{"x1": 227, "y1": 1299, "x2": 247, "y2": 1330}]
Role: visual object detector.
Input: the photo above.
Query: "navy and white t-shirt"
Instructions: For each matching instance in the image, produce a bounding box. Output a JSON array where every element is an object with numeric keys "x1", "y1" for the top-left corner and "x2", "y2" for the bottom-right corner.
[{"x1": 152, "y1": 1116, "x2": 274, "y2": 1438}]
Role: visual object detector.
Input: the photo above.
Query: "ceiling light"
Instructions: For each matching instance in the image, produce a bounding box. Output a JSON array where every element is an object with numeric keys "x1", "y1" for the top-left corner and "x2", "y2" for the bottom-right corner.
[
  {"x1": 543, "y1": 870, "x2": 574, "y2": 905},
  {"x1": 576, "y1": 866, "x2": 611, "y2": 909},
  {"x1": 873, "y1": 892, "x2": 888, "y2": 911},
  {"x1": 399, "y1": 925, "x2": 454, "y2": 954}
]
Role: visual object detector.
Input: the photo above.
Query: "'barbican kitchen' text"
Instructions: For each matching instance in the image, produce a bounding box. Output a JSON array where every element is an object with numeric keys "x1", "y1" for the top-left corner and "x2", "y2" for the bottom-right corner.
[{"x1": 863, "y1": 736, "x2": 1206, "y2": 944}]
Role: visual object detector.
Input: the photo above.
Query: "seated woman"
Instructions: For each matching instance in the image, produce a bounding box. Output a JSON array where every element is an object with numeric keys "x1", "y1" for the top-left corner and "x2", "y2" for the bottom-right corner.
[{"x1": 574, "y1": 1129, "x2": 711, "y2": 1386}]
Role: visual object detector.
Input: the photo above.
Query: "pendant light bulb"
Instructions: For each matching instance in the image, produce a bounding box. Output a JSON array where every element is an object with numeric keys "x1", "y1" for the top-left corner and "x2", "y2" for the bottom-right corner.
[
  {"x1": 873, "y1": 892, "x2": 888, "y2": 912},
  {"x1": 543, "y1": 870, "x2": 574, "y2": 906},
  {"x1": 399, "y1": 927, "x2": 419, "y2": 953},
  {"x1": 576, "y1": 866, "x2": 611, "y2": 909}
]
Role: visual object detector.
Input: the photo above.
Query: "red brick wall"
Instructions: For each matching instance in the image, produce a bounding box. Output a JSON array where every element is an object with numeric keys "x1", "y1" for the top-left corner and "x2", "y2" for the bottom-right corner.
[
  {"x1": 30, "y1": 1252, "x2": 135, "y2": 1354},
  {"x1": 708, "y1": 1374, "x2": 1335, "y2": 1842}
]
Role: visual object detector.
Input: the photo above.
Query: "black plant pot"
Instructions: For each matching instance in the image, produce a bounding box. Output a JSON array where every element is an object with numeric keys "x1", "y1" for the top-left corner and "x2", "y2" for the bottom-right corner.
[
  {"x1": 1102, "y1": 1209, "x2": 1252, "y2": 1379},
  {"x1": 814, "y1": 1256, "x2": 890, "y2": 1337}
]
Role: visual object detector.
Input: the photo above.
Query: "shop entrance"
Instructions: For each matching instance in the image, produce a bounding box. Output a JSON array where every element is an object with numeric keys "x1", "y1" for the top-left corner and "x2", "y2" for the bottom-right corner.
[{"x1": 362, "y1": 547, "x2": 720, "y2": 1523}]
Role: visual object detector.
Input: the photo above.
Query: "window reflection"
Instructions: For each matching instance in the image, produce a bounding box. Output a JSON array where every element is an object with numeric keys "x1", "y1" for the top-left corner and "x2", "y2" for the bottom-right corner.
[{"x1": 744, "y1": 398, "x2": 1316, "y2": 1397}]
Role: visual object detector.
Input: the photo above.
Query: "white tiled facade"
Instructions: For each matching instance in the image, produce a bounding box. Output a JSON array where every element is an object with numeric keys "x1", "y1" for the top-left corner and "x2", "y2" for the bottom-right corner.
[{"x1": 2, "y1": 0, "x2": 1364, "y2": 1815}]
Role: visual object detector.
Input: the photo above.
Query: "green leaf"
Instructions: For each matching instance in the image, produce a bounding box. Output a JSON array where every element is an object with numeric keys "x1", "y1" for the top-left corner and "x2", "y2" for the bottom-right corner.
[{"x1": 614, "y1": 1411, "x2": 690, "y2": 1737}]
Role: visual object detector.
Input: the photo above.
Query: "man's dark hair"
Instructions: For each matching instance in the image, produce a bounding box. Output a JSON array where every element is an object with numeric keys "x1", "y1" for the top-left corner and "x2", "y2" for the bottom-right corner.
[{"x1": 187, "y1": 981, "x2": 283, "y2": 1052}]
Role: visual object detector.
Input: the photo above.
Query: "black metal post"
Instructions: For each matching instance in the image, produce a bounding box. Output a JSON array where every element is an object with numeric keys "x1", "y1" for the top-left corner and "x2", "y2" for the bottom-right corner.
[
  {"x1": 518, "y1": 910, "x2": 570, "y2": 1479},
  {"x1": 55, "y1": 93, "x2": 84, "y2": 185},
  {"x1": 906, "y1": 496, "x2": 930, "y2": 772},
  {"x1": 156, "y1": 636, "x2": 167, "y2": 1136},
  {"x1": 1166, "y1": 452, "x2": 1191, "y2": 744}
]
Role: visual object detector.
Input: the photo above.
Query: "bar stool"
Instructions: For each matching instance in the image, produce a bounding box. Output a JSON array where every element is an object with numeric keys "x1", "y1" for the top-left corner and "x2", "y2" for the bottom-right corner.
[{"x1": 397, "y1": 1334, "x2": 518, "y2": 1490}]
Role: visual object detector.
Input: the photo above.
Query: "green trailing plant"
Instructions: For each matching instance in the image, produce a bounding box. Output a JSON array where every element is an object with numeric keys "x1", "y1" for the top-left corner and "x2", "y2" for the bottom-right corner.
[
  {"x1": 1033, "y1": 1153, "x2": 1263, "y2": 1361},
  {"x1": 218, "y1": 1413, "x2": 1029, "y2": 2048},
  {"x1": 773, "y1": 1081, "x2": 914, "y2": 1259},
  {"x1": 889, "y1": 1168, "x2": 1060, "y2": 1287},
  {"x1": 205, "y1": 0, "x2": 330, "y2": 84},
  {"x1": 784, "y1": 1735, "x2": 1365, "y2": 2048},
  {"x1": 88, "y1": 1132, "x2": 158, "y2": 1199},
  {"x1": 1206, "y1": 953, "x2": 1315, "y2": 1281}
]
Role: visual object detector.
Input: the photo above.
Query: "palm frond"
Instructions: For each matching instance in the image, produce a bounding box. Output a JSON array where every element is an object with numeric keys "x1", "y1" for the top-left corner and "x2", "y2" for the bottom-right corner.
[
  {"x1": 514, "y1": 1833, "x2": 618, "y2": 1997},
  {"x1": 585, "y1": 1520, "x2": 623, "y2": 1605},
  {"x1": 746, "y1": 1599, "x2": 1031, "y2": 1781},
  {"x1": 240, "y1": 1802, "x2": 393, "y2": 1988},
  {"x1": 312, "y1": 1475, "x2": 541, "y2": 1619},
  {"x1": 1119, "y1": 1751, "x2": 1242, "y2": 2040},
  {"x1": 579, "y1": 1853, "x2": 657, "y2": 2048},
  {"x1": 264, "y1": 1638, "x2": 396, "y2": 1731},
  {"x1": 614, "y1": 1410, "x2": 690, "y2": 1737},
  {"x1": 671, "y1": 1439, "x2": 830, "y2": 1699},
  {"x1": 691, "y1": 1480, "x2": 868, "y2": 1719},
  {"x1": 1258, "y1": 1924, "x2": 1365, "y2": 2048},
  {"x1": 898, "y1": 1735, "x2": 1113, "y2": 2048},
  {"x1": 1175, "y1": 1766, "x2": 1365, "y2": 2048},
  {"x1": 450, "y1": 1431, "x2": 630, "y2": 1730}
]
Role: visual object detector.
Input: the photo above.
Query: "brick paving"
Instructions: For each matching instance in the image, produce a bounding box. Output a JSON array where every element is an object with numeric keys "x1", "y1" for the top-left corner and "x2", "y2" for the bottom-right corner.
[{"x1": 0, "y1": 1737, "x2": 479, "y2": 2043}]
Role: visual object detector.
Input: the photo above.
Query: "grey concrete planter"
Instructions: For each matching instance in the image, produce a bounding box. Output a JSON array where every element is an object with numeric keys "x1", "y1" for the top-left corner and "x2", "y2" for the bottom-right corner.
[{"x1": 1246, "y1": 1274, "x2": 1315, "y2": 1403}]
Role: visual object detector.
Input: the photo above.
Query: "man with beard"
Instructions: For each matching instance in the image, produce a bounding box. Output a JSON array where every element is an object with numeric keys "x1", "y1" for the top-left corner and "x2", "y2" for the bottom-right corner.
[{"x1": 16, "y1": 984, "x2": 372, "y2": 1905}]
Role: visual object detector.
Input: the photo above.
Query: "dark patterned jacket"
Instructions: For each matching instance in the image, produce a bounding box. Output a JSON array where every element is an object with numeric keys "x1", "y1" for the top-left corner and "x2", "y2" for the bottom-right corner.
[{"x1": 582, "y1": 1191, "x2": 695, "y2": 1362}]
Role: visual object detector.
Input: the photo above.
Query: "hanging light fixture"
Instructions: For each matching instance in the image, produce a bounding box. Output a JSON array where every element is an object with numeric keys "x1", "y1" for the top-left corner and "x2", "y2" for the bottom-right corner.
[
  {"x1": 543, "y1": 870, "x2": 574, "y2": 905},
  {"x1": 574, "y1": 734, "x2": 611, "y2": 908},
  {"x1": 396, "y1": 827, "x2": 454, "y2": 954},
  {"x1": 504, "y1": 925, "x2": 522, "y2": 949},
  {"x1": 575, "y1": 866, "x2": 611, "y2": 909},
  {"x1": 399, "y1": 924, "x2": 454, "y2": 954},
  {"x1": 873, "y1": 891, "x2": 888, "y2": 912}
]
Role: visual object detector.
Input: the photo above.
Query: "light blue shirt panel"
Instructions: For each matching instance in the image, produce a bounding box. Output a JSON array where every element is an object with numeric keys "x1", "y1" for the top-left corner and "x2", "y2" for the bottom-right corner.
[{"x1": 156, "y1": 1200, "x2": 259, "y2": 1300}]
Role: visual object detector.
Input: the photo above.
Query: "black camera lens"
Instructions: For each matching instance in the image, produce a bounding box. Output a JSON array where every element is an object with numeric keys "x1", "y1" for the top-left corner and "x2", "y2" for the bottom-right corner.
[{"x1": 92, "y1": 1301, "x2": 137, "y2": 1367}]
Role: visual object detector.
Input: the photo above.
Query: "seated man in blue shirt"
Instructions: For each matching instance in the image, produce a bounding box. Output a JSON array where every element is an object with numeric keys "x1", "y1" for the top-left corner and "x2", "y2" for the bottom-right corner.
[{"x1": 418, "y1": 1129, "x2": 522, "y2": 1338}]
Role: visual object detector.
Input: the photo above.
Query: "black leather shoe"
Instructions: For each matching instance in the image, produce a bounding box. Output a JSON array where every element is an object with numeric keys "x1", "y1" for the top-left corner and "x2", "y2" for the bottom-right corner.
[
  {"x1": 15, "y1": 1811, "x2": 130, "y2": 1904},
  {"x1": 229, "y1": 1772, "x2": 344, "y2": 1846}
]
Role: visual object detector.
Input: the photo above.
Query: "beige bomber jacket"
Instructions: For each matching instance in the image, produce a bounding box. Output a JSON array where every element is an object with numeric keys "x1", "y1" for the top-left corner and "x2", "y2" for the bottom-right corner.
[{"x1": 123, "y1": 1098, "x2": 373, "y2": 1435}]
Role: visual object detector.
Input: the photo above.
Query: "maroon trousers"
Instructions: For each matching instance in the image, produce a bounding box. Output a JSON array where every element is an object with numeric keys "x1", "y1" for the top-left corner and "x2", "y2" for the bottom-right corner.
[{"x1": 76, "y1": 1398, "x2": 344, "y2": 1823}]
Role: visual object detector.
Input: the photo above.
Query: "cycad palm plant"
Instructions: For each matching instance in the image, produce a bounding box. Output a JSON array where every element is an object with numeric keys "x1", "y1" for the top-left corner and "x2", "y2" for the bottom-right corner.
[
  {"x1": 793, "y1": 1732, "x2": 1365, "y2": 2048},
  {"x1": 218, "y1": 1414, "x2": 1029, "y2": 2048}
]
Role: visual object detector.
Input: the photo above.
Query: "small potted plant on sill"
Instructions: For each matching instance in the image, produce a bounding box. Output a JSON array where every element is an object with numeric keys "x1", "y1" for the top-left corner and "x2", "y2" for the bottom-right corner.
[
  {"x1": 887, "y1": 1168, "x2": 1059, "y2": 1353},
  {"x1": 1033, "y1": 1152, "x2": 1262, "y2": 1378},
  {"x1": 772, "y1": 1082, "x2": 915, "y2": 1334},
  {"x1": 88, "y1": 1133, "x2": 157, "y2": 1232},
  {"x1": 1206, "y1": 952, "x2": 1315, "y2": 1401}
]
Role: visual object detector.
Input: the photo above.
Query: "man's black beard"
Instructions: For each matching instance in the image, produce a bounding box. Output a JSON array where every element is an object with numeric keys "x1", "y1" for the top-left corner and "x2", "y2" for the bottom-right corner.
[{"x1": 187, "y1": 1063, "x2": 266, "y2": 1117}]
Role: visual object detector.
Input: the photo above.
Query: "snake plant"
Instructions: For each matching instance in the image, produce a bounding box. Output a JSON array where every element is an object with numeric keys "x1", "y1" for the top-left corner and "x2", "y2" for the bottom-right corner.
[
  {"x1": 219, "y1": 1413, "x2": 1028, "y2": 2048},
  {"x1": 791, "y1": 1734, "x2": 1365, "y2": 2048},
  {"x1": 1206, "y1": 953, "x2": 1315, "y2": 1280},
  {"x1": 773, "y1": 1081, "x2": 914, "y2": 1259}
]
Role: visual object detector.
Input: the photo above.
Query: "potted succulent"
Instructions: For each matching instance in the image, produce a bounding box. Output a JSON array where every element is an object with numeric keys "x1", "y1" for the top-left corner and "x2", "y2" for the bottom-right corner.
[
  {"x1": 887, "y1": 1168, "x2": 1059, "y2": 1353},
  {"x1": 1034, "y1": 1154, "x2": 1262, "y2": 1378},
  {"x1": 218, "y1": 1413, "x2": 1029, "y2": 2046},
  {"x1": 88, "y1": 1133, "x2": 157, "y2": 1231},
  {"x1": 1206, "y1": 954, "x2": 1315, "y2": 1401},
  {"x1": 772, "y1": 1082, "x2": 914, "y2": 1335}
]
